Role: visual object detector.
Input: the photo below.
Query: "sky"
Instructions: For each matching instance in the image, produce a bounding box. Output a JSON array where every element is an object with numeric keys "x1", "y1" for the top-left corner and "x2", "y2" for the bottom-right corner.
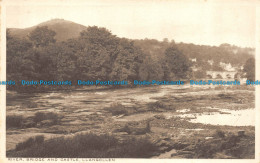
[{"x1": 5, "y1": 0, "x2": 256, "y2": 48}]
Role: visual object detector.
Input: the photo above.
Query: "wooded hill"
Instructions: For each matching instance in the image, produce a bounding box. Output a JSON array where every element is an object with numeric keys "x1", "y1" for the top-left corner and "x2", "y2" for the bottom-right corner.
[{"x1": 7, "y1": 19, "x2": 254, "y2": 91}]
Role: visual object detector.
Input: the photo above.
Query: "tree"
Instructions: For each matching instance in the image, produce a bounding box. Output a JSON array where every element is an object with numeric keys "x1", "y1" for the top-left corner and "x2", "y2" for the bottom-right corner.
[
  {"x1": 164, "y1": 47, "x2": 191, "y2": 79},
  {"x1": 79, "y1": 26, "x2": 117, "y2": 47},
  {"x1": 76, "y1": 27, "x2": 145, "y2": 81},
  {"x1": 109, "y1": 39, "x2": 144, "y2": 81},
  {"x1": 6, "y1": 33, "x2": 32, "y2": 79},
  {"x1": 28, "y1": 26, "x2": 56, "y2": 48},
  {"x1": 138, "y1": 56, "x2": 164, "y2": 81},
  {"x1": 216, "y1": 74, "x2": 223, "y2": 79},
  {"x1": 39, "y1": 42, "x2": 77, "y2": 81},
  {"x1": 163, "y1": 38, "x2": 169, "y2": 43},
  {"x1": 193, "y1": 70, "x2": 206, "y2": 79},
  {"x1": 75, "y1": 26, "x2": 119, "y2": 80},
  {"x1": 243, "y1": 58, "x2": 255, "y2": 81},
  {"x1": 211, "y1": 64, "x2": 224, "y2": 71}
]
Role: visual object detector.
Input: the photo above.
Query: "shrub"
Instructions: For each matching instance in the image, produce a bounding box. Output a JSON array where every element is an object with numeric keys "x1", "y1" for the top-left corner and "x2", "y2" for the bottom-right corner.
[
  {"x1": 71, "y1": 133, "x2": 118, "y2": 151},
  {"x1": 33, "y1": 112, "x2": 61, "y2": 125},
  {"x1": 16, "y1": 137, "x2": 34, "y2": 151},
  {"x1": 194, "y1": 141, "x2": 220, "y2": 158},
  {"x1": 8, "y1": 133, "x2": 159, "y2": 158},
  {"x1": 16, "y1": 135, "x2": 45, "y2": 151},
  {"x1": 116, "y1": 137, "x2": 159, "y2": 157},
  {"x1": 35, "y1": 135, "x2": 45, "y2": 144},
  {"x1": 194, "y1": 133, "x2": 254, "y2": 158},
  {"x1": 6, "y1": 115, "x2": 24, "y2": 128},
  {"x1": 148, "y1": 101, "x2": 173, "y2": 111},
  {"x1": 105, "y1": 103, "x2": 129, "y2": 115},
  {"x1": 215, "y1": 130, "x2": 225, "y2": 138}
]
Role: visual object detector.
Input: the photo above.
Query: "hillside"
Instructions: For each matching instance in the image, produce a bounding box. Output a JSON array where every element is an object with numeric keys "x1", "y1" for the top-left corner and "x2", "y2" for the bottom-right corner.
[
  {"x1": 8, "y1": 19, "x2": 88, "y2": 42},
  {"x1": 7, "y1": 18, "x2": 254, "y2": 69},
  {"x1": 134, "y1": 39, "x2": 254, "y2": 68}
]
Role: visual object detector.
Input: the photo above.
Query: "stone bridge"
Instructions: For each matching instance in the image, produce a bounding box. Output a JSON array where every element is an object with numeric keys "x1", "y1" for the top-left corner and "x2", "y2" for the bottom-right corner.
[{"x1": 206, "y1": 71, "x2": 237, "y2": 79}]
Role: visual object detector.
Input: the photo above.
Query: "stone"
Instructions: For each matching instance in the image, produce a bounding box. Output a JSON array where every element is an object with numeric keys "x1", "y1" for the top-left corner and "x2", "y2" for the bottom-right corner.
[
  {"x1": 22, "y1": 121, "x2": 36, "y2": 128},
  {"x1": 39, "y1": 120, "x2": 54, "y2": 126}
]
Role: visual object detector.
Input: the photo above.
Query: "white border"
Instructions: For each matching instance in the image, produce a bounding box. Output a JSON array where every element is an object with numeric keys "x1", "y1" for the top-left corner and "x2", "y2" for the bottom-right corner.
[{"x1": 0, "y1": 0, "x2": 259, "y2": 163}]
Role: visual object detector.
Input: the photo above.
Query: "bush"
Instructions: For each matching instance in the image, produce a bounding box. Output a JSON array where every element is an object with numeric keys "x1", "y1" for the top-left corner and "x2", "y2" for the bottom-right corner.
[
  {"x1": 71, "y1": 133, "x2": 118, "y2": 151},
  {"x1": 194, "y1": 141, "x2": 219, "y2": 158},
  {"x1": 8, "y1": 133, "x2": 159, "y2": 158},
  {"x1": 16, "y1": 135, "x2": 44, "y2": 151},
  {"x1": 194, "y1": 133, "x2": 254, "y2": 158},
  {"x1": 33, "y1": 112, "x2": 61, "y2": 125},
  {"x1": 116, "y1": 137, "x2": 159, "y2": 157},
  {"x1": 35, "y1": 135, "x2": 45, "y2": 144},
  {"x1": 105, "y1": 103, "x2": 129, "y2": 115},
  {"x1": 215, "y1": 130, "x2": 225, "y2": 138},
  {"x1": 6, "y1": 115, "x2": 24, "y2": 128},
  {"x1": 148, "y1": 101, "x2": 173, "y2": 111},
  {"x1": 6, "y1": 112, "x2": 62, "y2": 129},
  {"x1": 193, "y1": 70, "x2": 206, "y2": 79}
]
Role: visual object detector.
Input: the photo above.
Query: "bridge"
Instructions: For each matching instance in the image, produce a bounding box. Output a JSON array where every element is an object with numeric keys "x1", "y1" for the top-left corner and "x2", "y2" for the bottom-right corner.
[{"x1": 206, "y1": 71, "x2": 237, "y2": 79}]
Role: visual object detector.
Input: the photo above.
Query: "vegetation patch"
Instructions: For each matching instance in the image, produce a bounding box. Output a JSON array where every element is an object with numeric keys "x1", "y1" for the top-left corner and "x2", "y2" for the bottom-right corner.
[
  {"x1": 105, "y1": 103, "x2": 137, "y2": 116},
  {"x1": 6, "y1": 115, "x2": 24, "y2": 128},
  {"x1": 7, "y1": 133, "x2": 159, "y2": 158},
  {"x1": 6, "y1": 112, "x2": 62, "y2": 129},
  {"x1": 193, "y1": 130, "x2": 255, "y2": 158},
  {"x1": 16, "y1": 135, "x2": 44, "y2": 151},
  {"x1": 33, "y1": 112, "x2": 62, "y2": 125}
]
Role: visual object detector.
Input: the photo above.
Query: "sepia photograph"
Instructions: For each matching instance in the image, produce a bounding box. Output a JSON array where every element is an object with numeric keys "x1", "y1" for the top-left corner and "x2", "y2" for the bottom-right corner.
[{"x1": 1, "y1": 0, "x2": 259, "y2": 162}]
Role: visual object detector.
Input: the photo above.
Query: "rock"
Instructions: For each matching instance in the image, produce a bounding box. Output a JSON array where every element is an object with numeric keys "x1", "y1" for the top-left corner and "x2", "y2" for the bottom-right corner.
[
  {"x1": 39, "y1": 120, "x2": 54, "y2": 126},
  {"x1": 173, "y1": 142, "x2": 189, "y2": 150},
  {"x1": 177, "y1": 150, "x2": 194, "y2": 155},
  {"x1": 214, "y1": 152, "x2": 234, "y2": 159},
  {"x1": 183, "y1": 145, "x2": 195, "y2": 151},
  {"x1": 205, "y1": 137, "x2": 214, "y2": 140},
  {"x1": 171, "y1": 153, "x2": 177, "y2": 157},
  {"x1": 154, "y1": 114, "x2": 166, "y2": 119},
  {"x1": 157, "y1": 140, "x2": 171, "y2": 147},
  {"x1": 159, "y1": 146, "x2": 169, "y2": 152},
  {"x1": 163, "y1": 137, "x2": 171, "y2": 141},
  {"x1": 22, "y1": 121, "x2": 36, "y2": 128}
]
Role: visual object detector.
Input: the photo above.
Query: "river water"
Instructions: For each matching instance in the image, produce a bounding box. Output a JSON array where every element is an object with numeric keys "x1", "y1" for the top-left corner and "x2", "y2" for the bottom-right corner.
[{"x1": 7, "y1": 85, "x2": 255, "y2": 126}]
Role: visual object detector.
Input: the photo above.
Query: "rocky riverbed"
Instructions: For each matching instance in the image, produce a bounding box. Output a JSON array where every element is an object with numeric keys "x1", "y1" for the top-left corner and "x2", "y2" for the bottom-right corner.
[{"x1": 6, "y1": 85, "x2": 255, "y2": 158}]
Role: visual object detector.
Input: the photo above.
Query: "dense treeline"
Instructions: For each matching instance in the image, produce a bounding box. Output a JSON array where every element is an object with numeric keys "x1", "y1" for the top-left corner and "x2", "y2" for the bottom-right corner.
[
  {"x1": 7, "y1": 26, "x2": 254, "y2": 92},
  {"x1": 134, "y1": 39, "x2": 254, "y2": 72},
  {"x1": 7, "y1": 26, "x2": 191, "y2": 92},
  {"x1": 243, "y1": 57, "x2": 255, "y2": 81}
]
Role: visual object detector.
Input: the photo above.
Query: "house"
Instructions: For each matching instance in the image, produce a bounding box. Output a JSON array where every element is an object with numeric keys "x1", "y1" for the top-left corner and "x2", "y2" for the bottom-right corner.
[{"x1": 219, "y1": 62, "x2": 236, "y2": 71}]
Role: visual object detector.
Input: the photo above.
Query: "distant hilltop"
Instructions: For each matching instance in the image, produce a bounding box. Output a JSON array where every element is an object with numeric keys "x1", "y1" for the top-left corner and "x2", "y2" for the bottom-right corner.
[{"x1": 8, "y1": 19, "x2": 88, "y2": 42}]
